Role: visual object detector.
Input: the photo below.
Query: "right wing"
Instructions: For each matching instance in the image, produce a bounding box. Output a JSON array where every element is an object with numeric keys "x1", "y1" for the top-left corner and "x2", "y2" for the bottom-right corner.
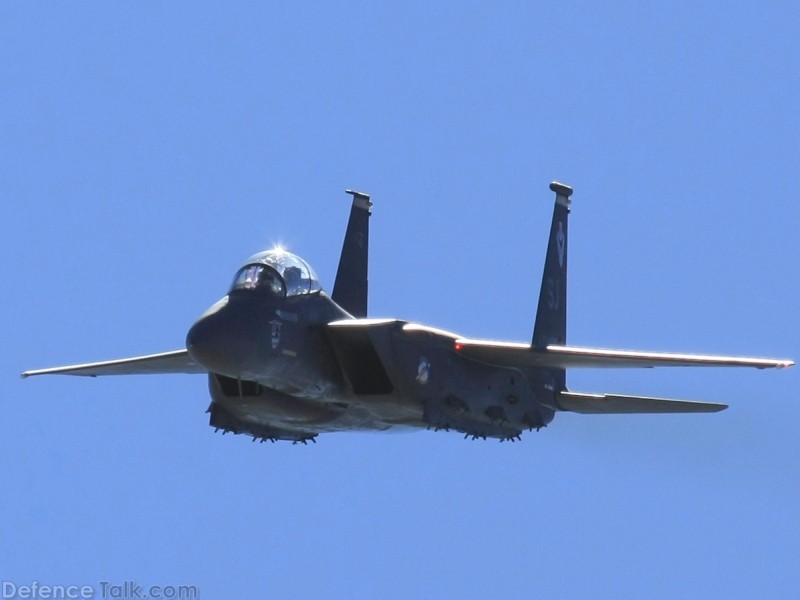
[
  {"x1": 21, "y1": 349, "x2": 206, "y2": 378},
  {"x1": 451, "y1": 339, "x2": 791, "y2": 414},
  {"x1": 453, "y1": 339, "x2": 794, "y2": 370}
]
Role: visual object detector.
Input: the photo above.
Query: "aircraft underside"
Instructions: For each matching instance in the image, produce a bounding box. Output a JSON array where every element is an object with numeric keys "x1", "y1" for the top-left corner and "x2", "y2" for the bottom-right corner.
[
  {"x1": 205, "y1": 324, "x2": 560, "y2": 445},
  {"x1": 207, "y1": 373, "x2": 424, "y2": 444}
]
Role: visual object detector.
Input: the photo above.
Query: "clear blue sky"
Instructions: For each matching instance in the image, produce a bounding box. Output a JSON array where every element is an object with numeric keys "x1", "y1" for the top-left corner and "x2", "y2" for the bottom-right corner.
[{"x1": 3, "y1": 3, "x2": 798, "y2": 599}]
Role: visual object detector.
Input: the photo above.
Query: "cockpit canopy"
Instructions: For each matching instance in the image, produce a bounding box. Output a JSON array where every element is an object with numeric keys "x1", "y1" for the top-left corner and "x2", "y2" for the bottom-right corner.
[{"x1": 230, "y1": 249, "x2": 322, "y2": 297}]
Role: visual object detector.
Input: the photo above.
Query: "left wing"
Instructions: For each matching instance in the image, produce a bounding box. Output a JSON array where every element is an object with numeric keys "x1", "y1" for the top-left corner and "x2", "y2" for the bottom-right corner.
[
  {"x1": 453, "y1": 339, "x2": 794, "y2": 370},
  {"x1": 22, "y1": 349, "x2": 206, "y2": 378}
]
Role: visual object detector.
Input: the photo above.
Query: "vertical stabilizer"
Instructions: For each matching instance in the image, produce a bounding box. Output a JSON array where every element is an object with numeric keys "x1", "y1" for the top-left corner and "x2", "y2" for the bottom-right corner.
[
  {"x1": 532, "y1": 182, "x2": 573, "y2": 349},
  {"x1": 332, "y1": 189, "x2": 372, "y2": 318}
]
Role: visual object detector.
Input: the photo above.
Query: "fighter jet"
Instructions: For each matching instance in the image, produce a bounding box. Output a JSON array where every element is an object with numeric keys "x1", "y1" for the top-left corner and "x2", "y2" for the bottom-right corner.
[{"x1": 23, "y1": 183, "x2": 793, "y2": 443}]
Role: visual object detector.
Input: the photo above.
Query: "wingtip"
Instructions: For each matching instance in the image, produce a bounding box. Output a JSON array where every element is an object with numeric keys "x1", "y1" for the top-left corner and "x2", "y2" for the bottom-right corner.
[{"x1": 764, "y1": 359, "x2": 796, "y2": 369}]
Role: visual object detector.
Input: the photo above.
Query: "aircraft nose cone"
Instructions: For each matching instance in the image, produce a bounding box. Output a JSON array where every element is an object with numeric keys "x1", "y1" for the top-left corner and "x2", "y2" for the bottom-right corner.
[{"x1": 186, "y1": 296, "x2": 256, "y2": 377}]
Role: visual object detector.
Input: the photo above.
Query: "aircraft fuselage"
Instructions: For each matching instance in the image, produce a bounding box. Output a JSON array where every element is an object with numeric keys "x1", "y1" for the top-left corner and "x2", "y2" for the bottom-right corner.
[{"x1": 187, "y1": 287, "x2": 555, "y2": 442}]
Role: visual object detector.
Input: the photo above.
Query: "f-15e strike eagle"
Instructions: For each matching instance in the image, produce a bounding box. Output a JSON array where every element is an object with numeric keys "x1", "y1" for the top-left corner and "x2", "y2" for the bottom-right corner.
[{"x1": 23, "y1": 183, "x2": 793, "y2": 443}]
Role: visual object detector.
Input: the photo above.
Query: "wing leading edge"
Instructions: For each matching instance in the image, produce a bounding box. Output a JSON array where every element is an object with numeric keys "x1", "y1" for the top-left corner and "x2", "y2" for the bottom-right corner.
[
  {"x1": 21, "y1": 349, "x2": 206, "y2": 378},
  {"x1": 454, "y1": 339, "x2": 794, "y2": 370}
]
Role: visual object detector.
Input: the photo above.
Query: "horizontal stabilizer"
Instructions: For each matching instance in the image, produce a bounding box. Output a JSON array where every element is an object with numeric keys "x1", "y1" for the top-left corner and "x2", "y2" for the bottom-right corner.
[
  {"x1": 453, "y1": 339, "x2": 794, "y2": 370},
  {"x1": 557, "y1": 391, "x2": 727, "y2": 414},
  {"x1": 22, "y1": 349, "x2": 206, "y2": 378}
]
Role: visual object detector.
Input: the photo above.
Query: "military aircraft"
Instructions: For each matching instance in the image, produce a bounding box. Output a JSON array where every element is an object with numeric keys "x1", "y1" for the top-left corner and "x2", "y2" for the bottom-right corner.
[{"x1": 23, "y1": 183, "x2": 793, "y2": 443}]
